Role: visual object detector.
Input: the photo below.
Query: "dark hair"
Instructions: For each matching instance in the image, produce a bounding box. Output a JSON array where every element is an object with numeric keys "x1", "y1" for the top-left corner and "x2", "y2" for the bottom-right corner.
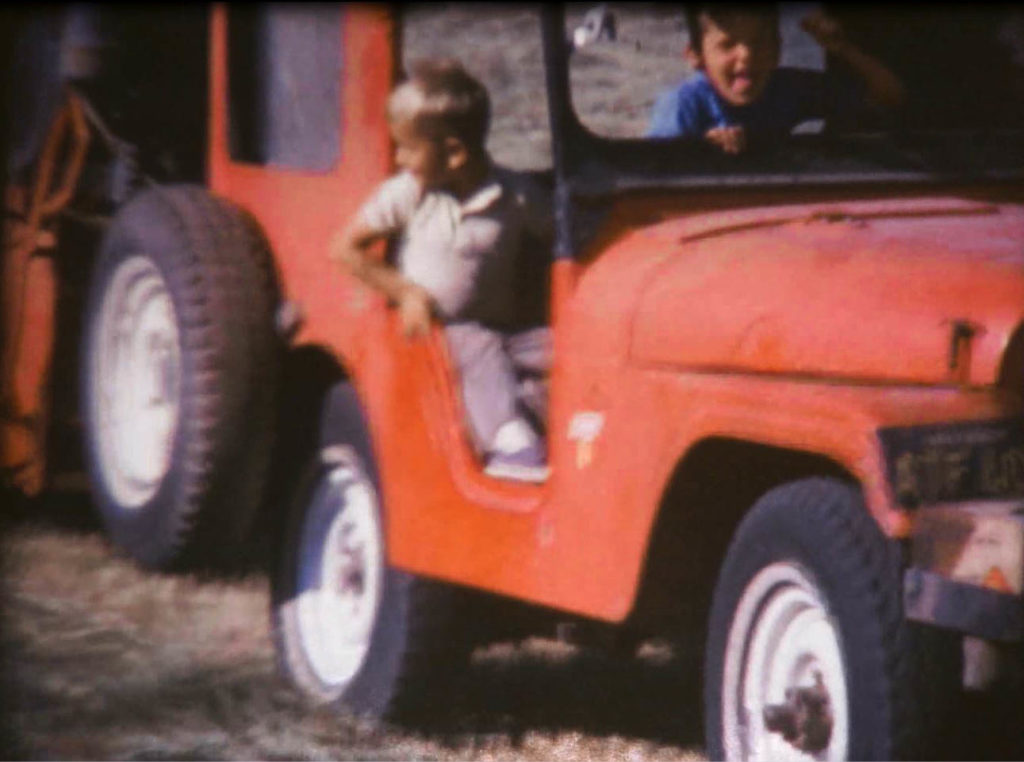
[
  {"x1": 389, "y1": 58, "x2": 491, "y2": 154},
  {"x1": 684, "y1": 4, "x2": 779, "y2": 53}
]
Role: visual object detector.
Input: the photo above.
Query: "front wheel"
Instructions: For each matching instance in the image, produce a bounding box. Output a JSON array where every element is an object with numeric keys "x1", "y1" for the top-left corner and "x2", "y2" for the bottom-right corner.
[{"x1": 704, "y1": 478, "x2": 960, "y2": 761}]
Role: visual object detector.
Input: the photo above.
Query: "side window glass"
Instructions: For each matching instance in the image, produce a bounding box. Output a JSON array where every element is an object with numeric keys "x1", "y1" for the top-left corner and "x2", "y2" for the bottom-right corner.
[
  {"x1": 402, "y1": 4, "x2": 552, "y2": 171},
  {"x1": 227, "y1": 5, "x2": 341, "y2": 170}
]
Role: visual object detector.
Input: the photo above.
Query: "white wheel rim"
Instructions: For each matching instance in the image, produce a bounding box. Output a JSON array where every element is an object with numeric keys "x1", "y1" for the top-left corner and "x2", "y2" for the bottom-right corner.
[
  {"x1": 722, "y1": 562, "x2": 849, "y2": 761},
  {"x1": 92, "y1": 255, "x2": 181, "y2": 508},
  {"x1": 295, "y1": 458, "x2": 384, "y2": 688}
]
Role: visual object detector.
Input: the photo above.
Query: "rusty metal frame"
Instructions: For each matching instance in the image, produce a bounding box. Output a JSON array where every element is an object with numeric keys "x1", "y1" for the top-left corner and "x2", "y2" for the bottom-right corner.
[{"x1": 1, "y1": 87, "x2": 90, "y2": 495}]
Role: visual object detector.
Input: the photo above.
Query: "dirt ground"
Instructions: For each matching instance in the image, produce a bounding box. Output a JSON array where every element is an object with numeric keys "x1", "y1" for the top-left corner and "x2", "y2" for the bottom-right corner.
[{"x1": 0, "y1": 489, "x2": 706, "y2": 761}]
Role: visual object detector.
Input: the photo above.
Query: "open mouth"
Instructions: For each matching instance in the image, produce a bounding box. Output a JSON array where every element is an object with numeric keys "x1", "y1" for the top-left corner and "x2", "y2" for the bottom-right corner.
[{"x1": 732, "y1": 72, "x2": 754, "y2": 93}]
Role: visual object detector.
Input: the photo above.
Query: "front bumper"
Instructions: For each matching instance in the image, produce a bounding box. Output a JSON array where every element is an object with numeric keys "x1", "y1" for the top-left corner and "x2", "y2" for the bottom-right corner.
[
  {"x1": 904, "y1": 567, "x2": 1022, "y2": 642},
  {"x1": 904, "y1": 500, "x2": 1024, "y2": 642}
]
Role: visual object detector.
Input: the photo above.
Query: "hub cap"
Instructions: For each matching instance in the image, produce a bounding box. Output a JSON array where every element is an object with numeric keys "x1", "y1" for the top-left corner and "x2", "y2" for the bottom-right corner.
[
  {"x1": 295, "y1": 456, "x2": 383, "y2": 688},
  {"x1": 92, "y1": 256, "x2": 181, "y2": 508},
  {"x1": 722, "y1": 562, "x2": 848, "y2": 761}
]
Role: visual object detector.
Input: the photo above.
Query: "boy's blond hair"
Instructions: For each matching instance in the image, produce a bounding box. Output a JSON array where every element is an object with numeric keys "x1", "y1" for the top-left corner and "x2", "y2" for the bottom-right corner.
[{"x1": 388, "y1": 58, "x2": 491, "y2": 154}]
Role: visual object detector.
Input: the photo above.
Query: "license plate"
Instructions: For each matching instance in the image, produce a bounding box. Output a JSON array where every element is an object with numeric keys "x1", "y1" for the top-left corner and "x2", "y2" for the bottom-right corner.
[{"x1": 879, "y1": 417, "x2": 1024, "y2": 508}]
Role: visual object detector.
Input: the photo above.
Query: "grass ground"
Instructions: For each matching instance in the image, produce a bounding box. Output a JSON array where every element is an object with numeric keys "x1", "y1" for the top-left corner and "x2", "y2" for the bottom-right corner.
[
  {"x1": 4, "y1": 495, "x2": 1018, "y2": 760},
  {"x1": 0, "y1": 491, "x2": 706, "y2": 761}
]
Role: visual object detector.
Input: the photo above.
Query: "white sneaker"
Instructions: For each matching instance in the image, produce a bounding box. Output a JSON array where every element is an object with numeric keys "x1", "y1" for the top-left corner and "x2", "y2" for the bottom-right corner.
[{"x1": 484, "y1": 419, "x2": 549, "y2": 482}]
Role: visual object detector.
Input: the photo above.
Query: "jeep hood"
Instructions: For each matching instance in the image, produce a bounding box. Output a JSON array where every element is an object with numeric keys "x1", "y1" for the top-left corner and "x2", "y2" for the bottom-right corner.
[{"x1": 630, "y1": 197, "x2": 1024, "y2": 386}]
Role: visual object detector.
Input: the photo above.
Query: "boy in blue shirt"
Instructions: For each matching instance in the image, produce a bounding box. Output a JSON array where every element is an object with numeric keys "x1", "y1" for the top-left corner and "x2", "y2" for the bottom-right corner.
[{"x1": 647, "y1": 5, "x2": 904, "y2": 153}]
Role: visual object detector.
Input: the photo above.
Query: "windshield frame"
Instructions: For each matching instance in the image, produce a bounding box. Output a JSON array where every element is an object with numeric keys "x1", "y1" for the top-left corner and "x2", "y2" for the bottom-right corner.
[{"x1": 541, "y1": 5, "x2": 1024, "y2": 205}]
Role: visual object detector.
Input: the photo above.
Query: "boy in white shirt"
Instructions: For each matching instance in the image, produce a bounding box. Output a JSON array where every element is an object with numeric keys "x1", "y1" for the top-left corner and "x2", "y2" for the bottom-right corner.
[{"x1": 330, "y1": 59, "x2": 552, "y2": 482}]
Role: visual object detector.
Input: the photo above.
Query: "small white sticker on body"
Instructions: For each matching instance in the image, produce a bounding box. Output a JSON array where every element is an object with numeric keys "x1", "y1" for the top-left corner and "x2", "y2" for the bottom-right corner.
[{"x1": 568, "y1": 411, "x2": 605, "y2": 469}]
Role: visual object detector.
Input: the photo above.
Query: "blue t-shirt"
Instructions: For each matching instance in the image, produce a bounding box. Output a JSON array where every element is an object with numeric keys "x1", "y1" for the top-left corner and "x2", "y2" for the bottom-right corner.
[{"x1": 647, "y1": 68, "x2": 856, "y2": 140}]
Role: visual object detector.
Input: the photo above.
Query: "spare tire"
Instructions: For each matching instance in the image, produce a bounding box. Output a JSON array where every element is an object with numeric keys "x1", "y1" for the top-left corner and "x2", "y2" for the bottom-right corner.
[{"x1": 81, "y1": 185, "x2": 280, "y2": 569}]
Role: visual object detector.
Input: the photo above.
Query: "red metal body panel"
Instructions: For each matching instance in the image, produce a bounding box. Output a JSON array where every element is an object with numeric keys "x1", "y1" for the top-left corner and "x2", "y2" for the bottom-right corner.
[
  {"x1": 206, "y1": 8, "x2": 1024, "y2": 622},
  {"x1": 347, "y1": 190, "x2": 1021, "y2": 622},
  {"x1": 376, "y1": 186, "x2": 1021, "y2": 621},
  {"x1": 208, "y1": 5, "x2": 396, "y2": 367},
  {"x1": 629, "y1": 197, "x2": 1024, "y2": 386}
]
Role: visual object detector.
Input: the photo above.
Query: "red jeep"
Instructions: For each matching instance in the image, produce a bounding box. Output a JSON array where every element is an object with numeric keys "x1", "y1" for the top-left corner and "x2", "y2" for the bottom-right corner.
[{"x1": 3, "y1": 4, "x2": 1023, "y2": 759}]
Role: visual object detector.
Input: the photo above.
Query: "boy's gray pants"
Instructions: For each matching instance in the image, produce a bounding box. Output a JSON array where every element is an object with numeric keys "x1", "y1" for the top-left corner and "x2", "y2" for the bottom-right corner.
[{"x1": 444, "y1": 322, "x2": 551, "y2": 454}]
